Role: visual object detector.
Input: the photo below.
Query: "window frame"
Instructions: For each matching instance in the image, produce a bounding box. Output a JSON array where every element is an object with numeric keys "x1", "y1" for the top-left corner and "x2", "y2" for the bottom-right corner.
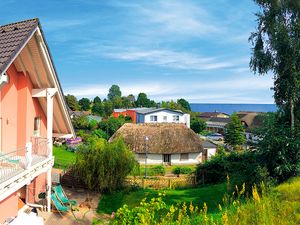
[{"x1": 180, "y1": 153, "x2": 189, "y2": 161}]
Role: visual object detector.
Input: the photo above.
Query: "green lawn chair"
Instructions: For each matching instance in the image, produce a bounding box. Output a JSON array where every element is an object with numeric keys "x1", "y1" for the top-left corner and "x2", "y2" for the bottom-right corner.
[
  {"x1": 51, "y1": 193, "x2": 70, "y2": 212},
  {"x1": 54, "y1": 184, "x2": 77, "y2": 206}
]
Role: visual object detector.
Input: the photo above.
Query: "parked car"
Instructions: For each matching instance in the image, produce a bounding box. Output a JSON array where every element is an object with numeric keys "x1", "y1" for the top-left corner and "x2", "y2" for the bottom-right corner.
[{"x1": 206, "y1": 133, "x2": 224, "y2": 141}]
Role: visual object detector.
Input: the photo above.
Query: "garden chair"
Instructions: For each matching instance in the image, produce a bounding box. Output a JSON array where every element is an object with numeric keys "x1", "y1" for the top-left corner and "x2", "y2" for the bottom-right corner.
[
  {"x1": 53, "y1": 184, "x2": 77, "y2": 206},
  {"x1": 51, "y1": 193, "x2": 70, "y2": 213}
]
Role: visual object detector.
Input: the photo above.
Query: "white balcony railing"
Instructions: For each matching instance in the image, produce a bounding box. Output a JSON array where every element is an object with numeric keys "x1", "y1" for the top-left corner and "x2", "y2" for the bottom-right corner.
[{"x1": 0, "y1": 137, "x2": 49, "y2": 184}]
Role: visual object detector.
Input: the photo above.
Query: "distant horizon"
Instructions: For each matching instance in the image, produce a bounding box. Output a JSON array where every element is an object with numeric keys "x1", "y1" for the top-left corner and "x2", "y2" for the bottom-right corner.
[{"x1": 190, "y1": 103, "x2": 277, "y2": 114}]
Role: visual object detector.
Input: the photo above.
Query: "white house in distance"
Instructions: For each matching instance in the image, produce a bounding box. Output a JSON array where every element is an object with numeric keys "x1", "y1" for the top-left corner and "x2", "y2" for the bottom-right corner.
[
  {"x1": 136, "y1": 108, "x2": 190, "y2": 128},
  {"x1": 110, "y1": 123, "x2": 217, "y2": 165}
]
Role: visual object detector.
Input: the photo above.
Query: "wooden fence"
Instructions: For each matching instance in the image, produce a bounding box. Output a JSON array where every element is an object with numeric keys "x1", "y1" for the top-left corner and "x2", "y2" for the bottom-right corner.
[{"x1": 126, "y1": 175, "x2": 197, "y2": 189}]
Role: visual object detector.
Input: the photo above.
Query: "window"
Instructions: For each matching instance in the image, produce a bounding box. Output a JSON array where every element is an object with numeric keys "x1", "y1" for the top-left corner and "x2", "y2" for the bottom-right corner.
[
  {"x1": 163, "y1": 116, "x2": 167, "y2": 122},
  {"x1": 138, "y1": 153, "x2": 146, "y2": 160},
  {"x1": 180, "y1": 153, "x2": 189, "y2": 161},
  {"x1": 173, "y1": 115, "x2": 179, "y2": 122},
  {"x1": 34, "y1": 117, "x2": 41, "y2": 136},
  {"x1": 150, "y1": 115, "x2": 158, "y2": 122}
]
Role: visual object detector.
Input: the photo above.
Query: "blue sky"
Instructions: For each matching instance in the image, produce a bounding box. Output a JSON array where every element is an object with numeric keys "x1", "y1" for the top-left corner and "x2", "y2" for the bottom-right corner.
[{"x1": 0, "y1": 0, "x2": 274, "y2": 103}]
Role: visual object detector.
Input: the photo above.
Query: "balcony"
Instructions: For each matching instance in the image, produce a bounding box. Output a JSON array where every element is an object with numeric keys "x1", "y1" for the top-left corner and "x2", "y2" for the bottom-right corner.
[{"x1": 0, "y1": 137, "x2": 49, "y2": 184}]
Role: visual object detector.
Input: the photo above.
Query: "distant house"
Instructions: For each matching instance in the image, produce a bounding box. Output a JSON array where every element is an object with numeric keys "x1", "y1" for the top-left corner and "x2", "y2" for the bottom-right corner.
[
  {"x1": 136, "y1": 108, "x2": 190, "y2": 128},
  {"x1": 206, "y1": 117, "x2": 231, "y2": 134},
  {"x1": 113, "y1": 107, "x2": 190, "y2": 128},
  {"x1": 199, "y1": 112, "x2": 229, "y2": 121},
  {"x1": 0, "y1": 19, "x2": 74, "y2": 223},
  {"x1": 202, "y1": 141, "x2": 218, "y2": 161},
  {"x1": 110, "y1": 123, "x2": 204, "y2": 165},
  {"x1": 237, "y1": 112, "x2": 264, "y2": 142},
  {"x1": 87, "y1": 115, "x2": 102, "y2": 122},
  {"x1": 68, "y1": 110, "x2": 90, "y2": 119},
  {"x1": 112, "y1": 108, "x2": 137, "y2": 123}
]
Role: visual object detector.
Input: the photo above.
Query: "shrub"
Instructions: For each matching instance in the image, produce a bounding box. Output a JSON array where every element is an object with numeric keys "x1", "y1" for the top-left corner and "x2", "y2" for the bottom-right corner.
[
  {"x1": 148, "y1": 165, "x2": 166, "y2": 176},
  {"x1": 172, "y1": 166, "x2": 193, "y2": 175},
  {"x1": 92, "y1": 129, "x2": 109, "y2": 140},
  {"x1": 196, "y1": 151, "x2": 272, "y2": 193},
  {"x1": 72, "y1": 138, "x2": 138, "y2": 193}
]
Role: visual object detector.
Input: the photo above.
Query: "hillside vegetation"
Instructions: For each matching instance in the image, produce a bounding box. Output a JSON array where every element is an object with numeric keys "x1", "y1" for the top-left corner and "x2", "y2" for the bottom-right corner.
[{"x1": 106, "y1": 177, "x2": 300, "y2": 225}]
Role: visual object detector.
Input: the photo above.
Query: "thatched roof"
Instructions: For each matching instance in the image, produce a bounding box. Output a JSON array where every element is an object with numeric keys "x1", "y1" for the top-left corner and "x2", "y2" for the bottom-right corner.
[
  {"x1": 237, "y1": 112, "x2": 264, "y2": 131},
  {"x1": 110, "y1": 123, "x2": 203, "y2": 154}
]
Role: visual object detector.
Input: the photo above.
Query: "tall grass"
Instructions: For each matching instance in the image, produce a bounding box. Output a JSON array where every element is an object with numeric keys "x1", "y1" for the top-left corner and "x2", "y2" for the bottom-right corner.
[{"x1": 107, "y1": 177, "x2": 300, "y2": 225}]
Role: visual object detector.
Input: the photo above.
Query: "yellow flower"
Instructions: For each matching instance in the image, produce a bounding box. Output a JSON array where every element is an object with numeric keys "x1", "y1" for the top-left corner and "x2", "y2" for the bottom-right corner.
[{"x1": 252, "y1": 185, "x2": 261, "y2": 202}]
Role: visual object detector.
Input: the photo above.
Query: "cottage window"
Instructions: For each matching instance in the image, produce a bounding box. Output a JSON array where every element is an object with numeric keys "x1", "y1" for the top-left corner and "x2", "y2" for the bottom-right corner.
[
  {"x1": 150, "y1": 115, "x2": 158, "y2": 122},
  {"x1": 173, "y1": 115, "x2": 179, "y2": 122},
  {"x1": 180, "y1": 153, "x2": 189, "y2": 161},
  {"x1": 138, "y1": 153, "x2": 146, "y2": 160},
  {"x1": 34, "y1": 117, "x2": 41, "y2": 136},
  {"x1": 163, "y1": 116, "x2": 167, "y2": 122}
]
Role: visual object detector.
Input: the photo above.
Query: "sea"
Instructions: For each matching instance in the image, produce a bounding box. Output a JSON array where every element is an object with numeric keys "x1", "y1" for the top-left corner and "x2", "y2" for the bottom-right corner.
[{"x1": 190, "y1": 103, "x2": 277, "y2": 115}]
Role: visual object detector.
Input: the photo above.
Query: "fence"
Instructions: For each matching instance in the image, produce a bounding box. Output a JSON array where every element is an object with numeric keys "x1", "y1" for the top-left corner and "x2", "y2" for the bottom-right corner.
[{"x1": 126, "y1": 175, "x2": 197, "y2": 189}]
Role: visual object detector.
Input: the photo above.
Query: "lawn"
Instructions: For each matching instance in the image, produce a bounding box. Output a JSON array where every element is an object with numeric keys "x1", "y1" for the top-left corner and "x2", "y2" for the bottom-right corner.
[
  {"x1": 53, "y1": 145, "x2": 76, "y2": 169},
  {"x1": 98, "y1": 183, "x2": 227, "y2": 214}
]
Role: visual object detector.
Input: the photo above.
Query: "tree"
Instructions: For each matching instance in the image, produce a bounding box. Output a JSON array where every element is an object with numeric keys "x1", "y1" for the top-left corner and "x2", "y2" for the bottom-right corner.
[
  {"x1": 72, "y1": 116, "x2": 90, "y2": 130},
  {"x1": 73, "y1": 138, "x2": 137, "y2": 193},
  {"x1": 112, "y1": 96, "x2": 123, "y2": 108},
  {"x1": 93, "y1": 96, "x2": 101, "y2": 104},
  {"x1": 78, "y1": 98, "x2": 91, "y2": 111},
  {"x1": 224, "y1": 113, "x2": 246, "y2": 150},
  {"x1": 65, "y1": 94, "x2": 80, "y2": 111},
  {"x1": 136, "y1": 93, "x2": 150, "y2": 107},
  {"x1": 190, "y1": 117, "x2": 206, "y2": 134},
  {"x1": 107, "y1": 85, "x2": 122, "y2": 101},
  {"x1": 127, "y1": 94, "x2": 136, "y2": 103},
  {"x1": 103, "y1": 101, "x2": 113, "y2": 117},
  {"x1": 254, "y1": 112, "x2": 300, "y2": 182},
  {"x1": 177, "y1": 98, "x2": 191, "y2": 112},
  {"x1": 250, "y1": 0, "x2": 300, "y2": 129},
  {"x1": 99, "y1": 117, "x2": 124, "y2": 137},
  {"x1": 91, "y1": 102, "x2": 104, "y2": 116}
]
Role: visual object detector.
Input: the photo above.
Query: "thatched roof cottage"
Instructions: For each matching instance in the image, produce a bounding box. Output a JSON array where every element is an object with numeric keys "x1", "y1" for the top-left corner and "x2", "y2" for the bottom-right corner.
[{"x1": 110, "y1": 123, "x2": 210, "y2": 165}]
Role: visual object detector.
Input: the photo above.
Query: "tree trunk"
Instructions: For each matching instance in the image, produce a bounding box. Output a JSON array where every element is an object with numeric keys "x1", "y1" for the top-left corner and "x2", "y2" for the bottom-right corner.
[{"x1": 291, "y1": 98, "x2": 295, "y2": 130}]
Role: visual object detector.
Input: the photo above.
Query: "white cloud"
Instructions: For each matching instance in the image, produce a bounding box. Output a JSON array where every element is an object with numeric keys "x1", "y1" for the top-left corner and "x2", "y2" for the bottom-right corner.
[
  {"x1": 140, "y1": 0, "x2": 219, "y2": 36},
  {"x1": 80, "y1": 44, "x2": 236, "y2": 71}
]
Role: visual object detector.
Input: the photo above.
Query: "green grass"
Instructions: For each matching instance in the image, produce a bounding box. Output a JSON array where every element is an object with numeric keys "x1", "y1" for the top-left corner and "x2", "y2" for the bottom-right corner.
[
  {"x1": 53, "y1": 145, "x2": 76, "y2": 169},
  {"x1": 98, "y1": 183, "x2": 226, "y2": 214}
]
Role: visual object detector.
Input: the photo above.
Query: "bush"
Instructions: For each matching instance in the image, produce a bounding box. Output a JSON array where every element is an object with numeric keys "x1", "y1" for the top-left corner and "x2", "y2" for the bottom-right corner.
[
  {"x1": 195, "y1": 151, "x2": 272, "y2": 193},
  {"x1": 92, "y1": 129, "x2": 109, "y2": 140},
  {"x1": 148, "y1": 165, "x2": 166, "y2": 176},
  {"x1": 72, "y1": 138, "x2": 138, "y2": 193},
  {"x1": 172, "y1": 166, "x2": 193, "y2": 175}
]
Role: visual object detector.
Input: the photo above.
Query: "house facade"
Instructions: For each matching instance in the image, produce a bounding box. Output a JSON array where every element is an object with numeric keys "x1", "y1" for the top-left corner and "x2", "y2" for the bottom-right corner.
[
  {"x1": 0, "y1": 19, "x2": 74, "y2": 223},
  {"x1": 112, "y1": 108, "x2": 137, "y2": 123},
  {"x1": 136, "y1": 108, "x2": 190, "y2": 127},
  {"x1": 110, "y1": 123, "x2": 203, "y2": 165},
  {"x1": 199, "y1": 112, "x2": 229, "y2": 121}
]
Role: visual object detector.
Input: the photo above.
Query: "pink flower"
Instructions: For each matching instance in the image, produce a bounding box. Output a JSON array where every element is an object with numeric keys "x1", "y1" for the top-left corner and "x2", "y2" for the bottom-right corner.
[{"x1": 111, "y1": 212, "x2": 115, "y2": 218}]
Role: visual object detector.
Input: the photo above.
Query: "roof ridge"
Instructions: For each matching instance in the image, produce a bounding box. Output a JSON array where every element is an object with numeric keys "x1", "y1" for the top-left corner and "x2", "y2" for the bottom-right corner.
[{"x1": 0, "y1": 18, "x2": 39, "y2": 28}]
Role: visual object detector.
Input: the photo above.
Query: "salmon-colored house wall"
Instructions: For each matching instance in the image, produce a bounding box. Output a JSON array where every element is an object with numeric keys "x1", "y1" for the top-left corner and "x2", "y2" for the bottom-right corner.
[
  {"x1": 0, "y1": 64, "x2": 47, "y2": 154},
  {"x1": 113, "y1": 110, "x2": 137, "y2": 123},
  {"x1": 0, "y1": 64, "x2": 48, "y2": 223},
  {"x1": 0, "y1": 192, "x2": 18, "y2": 222},
  {"x1": 27, "y1": 173, "x2": 47, "y2": 203}
]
